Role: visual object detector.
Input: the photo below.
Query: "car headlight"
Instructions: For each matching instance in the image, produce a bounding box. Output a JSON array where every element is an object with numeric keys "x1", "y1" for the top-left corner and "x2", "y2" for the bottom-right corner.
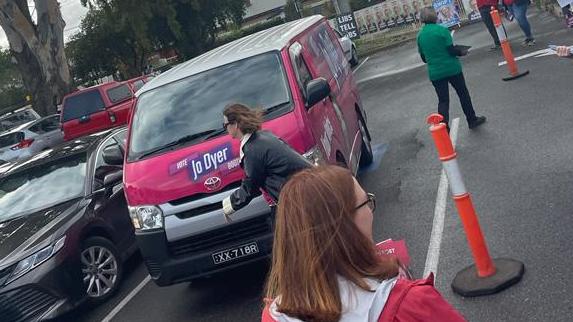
[
  {"x1": 7, "y1": 235, "x2": 66, "y2": 284},
  {"x1": 303, "y1": 146, "x2": 325, "y2": 166},
  {"x1": 129, "y1": 205, "x2": 163, "y2": 231}
]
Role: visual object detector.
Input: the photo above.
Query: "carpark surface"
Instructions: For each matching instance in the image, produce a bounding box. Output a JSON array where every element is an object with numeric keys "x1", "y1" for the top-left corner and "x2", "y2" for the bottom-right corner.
[{"x1": 60, "y1": 8, "x2": 573, "y2": 322}]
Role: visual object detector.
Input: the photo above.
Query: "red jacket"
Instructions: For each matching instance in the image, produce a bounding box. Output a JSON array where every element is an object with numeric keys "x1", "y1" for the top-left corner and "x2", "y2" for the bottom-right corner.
[
  {"x1": 476, "y1": 0, "x2": 498, "y2": 9},
  {"x1": 261, "y1": 274, "x2": 466, "y2": 322}
]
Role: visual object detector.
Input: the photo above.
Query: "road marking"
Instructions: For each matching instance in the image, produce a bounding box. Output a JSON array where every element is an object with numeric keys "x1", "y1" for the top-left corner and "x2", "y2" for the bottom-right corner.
[
  {"x1": 423, "y1": 117, "x2": 459, "y2": 279},
  {"x1": 353, "y1": 56, "x2": 370, "y2": 74},
  {"x1": 357, "y1": 62, "x2": 426, "y2": 84},
  {"x1": 497, "y1": 48, "x2": 553, "y2": 66},
  {"x1": 101, "y1": 275, "x2": 151, "y2": 322}
]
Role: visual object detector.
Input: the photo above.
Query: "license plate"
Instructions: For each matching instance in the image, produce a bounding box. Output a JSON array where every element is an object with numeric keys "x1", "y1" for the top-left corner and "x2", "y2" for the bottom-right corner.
[{"x1": 212, "y1": 242, "x2": 259, "y2": 265}]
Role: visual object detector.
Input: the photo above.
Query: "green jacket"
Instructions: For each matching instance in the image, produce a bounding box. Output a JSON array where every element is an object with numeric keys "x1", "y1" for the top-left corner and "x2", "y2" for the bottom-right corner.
[{"x1": 417, "y1": 23, "x2": 462, "y2": 81}]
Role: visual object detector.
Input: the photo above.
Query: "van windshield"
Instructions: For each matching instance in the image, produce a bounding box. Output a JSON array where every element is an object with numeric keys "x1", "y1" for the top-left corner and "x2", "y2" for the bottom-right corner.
[{"x1": 128, "y1": 52, "x2": 291, "y2": 161}]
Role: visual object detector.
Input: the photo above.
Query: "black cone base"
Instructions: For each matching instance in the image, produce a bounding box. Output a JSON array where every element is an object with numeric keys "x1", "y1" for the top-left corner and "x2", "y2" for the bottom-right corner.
[
  {"x1": 451, "y1": 258, "x2": 525, "y2": 297},
  {"x1": 503, "y1": 70, "x2": 529, "y2": 81}
]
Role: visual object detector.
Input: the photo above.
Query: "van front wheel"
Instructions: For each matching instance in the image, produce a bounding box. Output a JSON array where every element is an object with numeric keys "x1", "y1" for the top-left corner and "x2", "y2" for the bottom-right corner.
[{"x1": 359, "y1": 118, "x2": 373, "y2": 167}]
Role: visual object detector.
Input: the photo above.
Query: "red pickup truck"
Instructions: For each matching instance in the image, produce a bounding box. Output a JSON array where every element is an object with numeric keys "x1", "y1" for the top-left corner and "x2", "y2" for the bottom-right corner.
[{"x1": 61, "y1": 77, "x2": 150, "y2": 140}]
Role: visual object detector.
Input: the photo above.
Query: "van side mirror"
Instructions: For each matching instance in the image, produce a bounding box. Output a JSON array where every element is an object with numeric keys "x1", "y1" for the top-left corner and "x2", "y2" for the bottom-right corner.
[
  {"x1": 103, "y1": 169, "x2": 123, "y2": 187},
  {"x1": 305, "y1": 78, "x2": 331, "y2": 107},
  {"x1": 102, "y1": 145, "x2": 124, "y2": 166}
]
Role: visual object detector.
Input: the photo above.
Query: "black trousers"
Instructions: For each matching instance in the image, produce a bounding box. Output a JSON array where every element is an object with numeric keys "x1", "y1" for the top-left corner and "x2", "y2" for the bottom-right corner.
[
  {"x1": 431, "y1": 73, "x2": 477, "y2": 127},
  {"x1": 479, "y1": 7, "x2": 501, "y2": 46}
]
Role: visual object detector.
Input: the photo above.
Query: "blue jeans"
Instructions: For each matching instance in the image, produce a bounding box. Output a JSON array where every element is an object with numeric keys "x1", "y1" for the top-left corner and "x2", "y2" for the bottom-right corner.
[{"x1": 512, "y1": 3, "x2": 533, "y2": 39}]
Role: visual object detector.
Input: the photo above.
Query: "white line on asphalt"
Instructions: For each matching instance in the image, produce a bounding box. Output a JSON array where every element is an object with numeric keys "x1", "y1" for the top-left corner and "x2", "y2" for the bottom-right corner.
[
  {"x1": 353, "y1": 56, "x2": 370, "y2": 74},
  {"x1": 356, "y1": 62, "x2": 426, "y2": 84},
  {"x1": 497, "y1": 48, "x2": 552, "y2": 66},
  {"x1": 101, "y1": 275, "x2": 151, "y2": 322},
  {"x1": 423, "y1": 117, "x2": 459, "y2": 279}
]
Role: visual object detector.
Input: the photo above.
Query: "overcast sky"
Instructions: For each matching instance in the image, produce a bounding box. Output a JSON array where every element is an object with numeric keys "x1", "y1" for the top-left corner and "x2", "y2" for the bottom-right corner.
[{"x1": 0, "y1": 0, "x2": 88, "y2": 49}]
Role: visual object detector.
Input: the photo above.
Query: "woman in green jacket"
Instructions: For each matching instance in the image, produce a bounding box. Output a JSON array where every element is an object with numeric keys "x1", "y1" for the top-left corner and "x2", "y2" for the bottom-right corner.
[{"x1": 417, "y1": 7, "x2": 486, "y2": 131}]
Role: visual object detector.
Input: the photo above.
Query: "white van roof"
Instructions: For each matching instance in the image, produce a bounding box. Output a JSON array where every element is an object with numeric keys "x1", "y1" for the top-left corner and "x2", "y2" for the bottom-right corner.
[{"x1": 137, "y1": 15, "x2": 323, "y2": 96}]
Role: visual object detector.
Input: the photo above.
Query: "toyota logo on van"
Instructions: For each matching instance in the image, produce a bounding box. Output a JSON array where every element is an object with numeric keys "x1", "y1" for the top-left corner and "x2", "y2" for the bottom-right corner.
[{"x1": 204, "y1": 176, "x2": 222, "y2": 191}]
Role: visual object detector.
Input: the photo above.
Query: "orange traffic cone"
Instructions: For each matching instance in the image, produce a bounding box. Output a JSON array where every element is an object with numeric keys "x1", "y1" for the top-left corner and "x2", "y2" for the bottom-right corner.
[{"x1": 490, "y1": 7, "x2": 529, "y2": 81}]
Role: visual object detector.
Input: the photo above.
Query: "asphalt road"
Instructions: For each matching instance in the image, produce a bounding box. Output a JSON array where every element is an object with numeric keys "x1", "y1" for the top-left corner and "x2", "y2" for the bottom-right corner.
[{"x1": 65, "y1": 9, "x2": 573, "y2": 322}]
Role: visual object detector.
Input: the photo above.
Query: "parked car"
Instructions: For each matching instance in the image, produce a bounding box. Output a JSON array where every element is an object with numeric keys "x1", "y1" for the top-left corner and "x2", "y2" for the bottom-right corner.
[
  {"x1": 0, "y1": 128, "x2": 135, "y2": 322},
  {"x1": 126, "y1": 75, "x2": 153, "y2": 93},
  {"x1": 0, "y1": 115, "x2": 64, "y2": 163},
  {"x1": 0, "y1": 106, "x2": 41, "y2": 132},
  {"x1": 335, "y1": 29, "x2": 359, "y2": 67},
  {"x1": 60, "y1": 81, "x2": 136, "y2": 141},
  {"x1": 107, "y1": 15, "x2": 372, "y2": 287}
]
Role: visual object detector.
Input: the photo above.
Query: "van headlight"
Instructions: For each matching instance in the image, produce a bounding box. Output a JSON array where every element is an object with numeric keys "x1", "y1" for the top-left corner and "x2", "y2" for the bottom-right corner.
[
  {"x1": 7, "y1": 235, "x2": 66, "y2": 284},
  {"x1": 129, "y1": 205, "x2": 163, "y2": 231},
  {"x1": 303, "y1": 146, "x2": 324, "y2": 166}
]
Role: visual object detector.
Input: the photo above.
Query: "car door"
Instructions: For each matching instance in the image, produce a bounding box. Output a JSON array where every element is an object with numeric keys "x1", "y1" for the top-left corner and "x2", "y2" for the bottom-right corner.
[
  {"x1": 289, "y1": 42, "x2": 347, "y2": 165},
  {"x1": 41, "y1": 115, "x2": 65, "y2": 146},
  {"x1": 334, "y1": 29, "x2": 352, "y2": 60},
  {"x1": 91, "y1": 133, "x2": 134, "y2": 254}
]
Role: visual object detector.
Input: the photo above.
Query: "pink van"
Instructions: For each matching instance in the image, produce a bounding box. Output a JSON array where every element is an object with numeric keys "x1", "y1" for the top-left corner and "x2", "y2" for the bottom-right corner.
[{"x1": 116, "y1": 16, "x2": 373, "y2": 286}]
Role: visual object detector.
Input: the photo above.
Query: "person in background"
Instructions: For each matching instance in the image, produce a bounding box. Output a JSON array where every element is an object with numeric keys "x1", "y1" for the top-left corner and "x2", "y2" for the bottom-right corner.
[
  {"x1": 417, "y1": 7, "x2": 486, "y2": 131},
  {"x1": 477, "y1": 0, "x2": 502, "y2": 50},
  {"x1": 509, "y1": 0, "x2": 535, "y2": 46},
  {"x1": 221, "y1": 104, "x2": 310, "y2": 222},
  {"x1": 262, "y1": 165, "x2": 467, "y2": 322}
]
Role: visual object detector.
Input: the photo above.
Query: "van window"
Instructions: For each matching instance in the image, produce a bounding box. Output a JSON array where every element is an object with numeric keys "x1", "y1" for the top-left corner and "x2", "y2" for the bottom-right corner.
[
  {"x1": 128, "y1": 52, "x2": 291, "y2": 160},
  {"x1": 107, "y1": 84, "x2": 133, "y2": 104},
  {"x1": 289, "y1": 43, "x2": 313, "y2": 101},
  {"x1": 62, "y1": 90, "x2": 106, "y2": 122},
  {"x1": 307, "y1": 23, "x2": 347, "y2": 87}
]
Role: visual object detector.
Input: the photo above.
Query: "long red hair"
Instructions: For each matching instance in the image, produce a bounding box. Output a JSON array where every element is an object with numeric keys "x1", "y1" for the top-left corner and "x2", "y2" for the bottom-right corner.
[{"x1": 264, "y1": 165, "x2": 398, "y2": 322}]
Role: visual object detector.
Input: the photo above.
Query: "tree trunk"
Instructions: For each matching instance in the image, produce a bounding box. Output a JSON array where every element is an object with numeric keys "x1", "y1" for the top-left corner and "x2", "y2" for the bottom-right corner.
[{"x1": 0, "y1": 0, "x2": 71, "y2": 116}]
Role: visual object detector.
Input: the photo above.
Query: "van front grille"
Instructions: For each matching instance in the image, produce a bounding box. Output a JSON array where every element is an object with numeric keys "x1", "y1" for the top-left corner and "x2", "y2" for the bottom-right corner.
[{"x1": 168, "y1": 216, "x2": 272, "y2": 257}]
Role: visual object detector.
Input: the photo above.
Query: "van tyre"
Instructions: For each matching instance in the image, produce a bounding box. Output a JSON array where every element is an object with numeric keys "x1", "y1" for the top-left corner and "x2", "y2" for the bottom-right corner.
[
  {"x1": 359, "y1": 118, "x2": 373, "y2": 167},
  {"x1": 350, "y1": 47, "x2": 359, "y2": 67},
  {"x1": 81, "y1": 237, "x2": 123, "y2": 303}
]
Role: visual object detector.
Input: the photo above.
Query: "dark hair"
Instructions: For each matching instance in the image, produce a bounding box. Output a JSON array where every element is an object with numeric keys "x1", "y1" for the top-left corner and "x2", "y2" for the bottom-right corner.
[
  {"x1": 420, "y1": 6, "x2": 438, "y2": 24},
  {"x1": 223, "y1": 103, "x2": 263, "y2": 134},
  {"x1": 265, "y1": 165, "x2": 399, "y2": 322}
]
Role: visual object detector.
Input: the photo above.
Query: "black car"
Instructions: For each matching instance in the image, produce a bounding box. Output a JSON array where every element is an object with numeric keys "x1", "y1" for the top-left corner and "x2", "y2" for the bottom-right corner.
[{"x1": 0, "y1": 128, "x2": 136, "y2": 322}]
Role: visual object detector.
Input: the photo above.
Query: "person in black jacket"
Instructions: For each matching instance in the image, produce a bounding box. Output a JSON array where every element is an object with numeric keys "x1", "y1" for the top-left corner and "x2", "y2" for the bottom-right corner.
[{"x1": 221, "y1": 103, "x2": 311, "y2": 222}]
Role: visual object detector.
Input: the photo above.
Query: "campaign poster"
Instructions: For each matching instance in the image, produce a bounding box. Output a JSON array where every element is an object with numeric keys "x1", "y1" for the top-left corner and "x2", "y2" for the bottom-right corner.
[
  {"x1": 354, "y1": 10, "x2": 369, "y2": 35},
  {"x1": 433, "y1": 0, "x2": 461, "y2": 27},
  {"x1": 336, "y1": 13, "x2": 360, "y2": 40},
  {"x1": 410, "y1": 0, "x2": 423, "y2": 22},
  {"x1": 382, "y1": 2, "x2": 397, "y2": 29},
  {"x1": 364, "y1": 7, "x2": 380, "y2": 33},
  {"x1": 390, "y1": 0, "x2": 406, "y2": 26},
  {"x1": 462, "y1": 0, "x2": 482, "y2": 21},
  {"x1": 372, "y1": 4, "x2": 388, "y2": 32},
  {"x1": 401, "y1": 0, "x2": 417, "y2": 24}
]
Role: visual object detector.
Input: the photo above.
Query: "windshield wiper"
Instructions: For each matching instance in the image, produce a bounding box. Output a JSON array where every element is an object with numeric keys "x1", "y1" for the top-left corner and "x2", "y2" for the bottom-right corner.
[
  {"x1": 263, "y1": 102, "x2": 290, "y2": 115},
  {"x1": 137, "y1": 129, "x2": 221, "y2": 160},
  {"x1": 203, "y1": 128, "x2": 227, "y2": 141}
]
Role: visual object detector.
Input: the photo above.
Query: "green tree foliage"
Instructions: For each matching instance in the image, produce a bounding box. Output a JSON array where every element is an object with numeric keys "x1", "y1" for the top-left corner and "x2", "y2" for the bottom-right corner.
[
  {"x1": 68, "y1": 0, "x2": 247, "y2": 84},
  {"x1": 285, "y1": 0, "x2": 301, "y2": 21},
  {"x1": 0, "y1": 50, "x2": 27, "y2": 110},
  {"x1": 350, "y1": 0, "x2": 383, "y2": 11}
]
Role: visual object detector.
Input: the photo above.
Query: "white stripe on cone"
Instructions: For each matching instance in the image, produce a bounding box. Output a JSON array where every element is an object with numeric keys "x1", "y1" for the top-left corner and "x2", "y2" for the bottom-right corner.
[{"x1": 442, "y1": 158, "x2": 467, "y2": 196}]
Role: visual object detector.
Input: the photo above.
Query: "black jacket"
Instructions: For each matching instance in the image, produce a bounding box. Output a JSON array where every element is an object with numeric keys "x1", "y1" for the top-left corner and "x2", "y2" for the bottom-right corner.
[{"x1": 229, "y1": 131, "x2": 311, "y2": 211}]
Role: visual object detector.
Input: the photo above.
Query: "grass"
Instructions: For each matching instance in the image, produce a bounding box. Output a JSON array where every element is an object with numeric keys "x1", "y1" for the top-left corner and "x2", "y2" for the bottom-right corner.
[{"x1": 355, "y1": 29, "x2": 419, "y2": 57}]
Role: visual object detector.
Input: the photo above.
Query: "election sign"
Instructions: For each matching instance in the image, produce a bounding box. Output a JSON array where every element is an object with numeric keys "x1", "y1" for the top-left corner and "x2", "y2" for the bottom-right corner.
[{"x1": 336, "y1": 12, "x2": 360, "y2": 40}]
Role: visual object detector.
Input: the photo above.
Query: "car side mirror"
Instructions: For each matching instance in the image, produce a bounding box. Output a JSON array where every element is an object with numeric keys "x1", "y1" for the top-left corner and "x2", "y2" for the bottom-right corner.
[
  {"x1": 305, "y1": 78, "x2": 331, "y2": 107},
  {"x1": 102, "y1": 144, "x2": 124, "y2": 166},
  {"x1": 103, "y1": 169, "x2": 123, "y2": 188}
]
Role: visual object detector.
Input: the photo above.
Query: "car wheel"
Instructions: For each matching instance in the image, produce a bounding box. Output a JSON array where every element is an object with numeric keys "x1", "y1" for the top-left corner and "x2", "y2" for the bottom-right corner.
[
  {"x1": 81, "y1": 237, "x2": 123, "y2": 303},
  {"x1": 358, "y1": 117, "x2": 373, "y2": 167},
  {"x1": 350, "y1": 47, "x2": 359, "y2": 67}
]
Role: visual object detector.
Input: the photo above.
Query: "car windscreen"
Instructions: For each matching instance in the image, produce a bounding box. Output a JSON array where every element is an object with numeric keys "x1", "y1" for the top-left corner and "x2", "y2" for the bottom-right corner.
[
  {"x1": 128, "y1": 52, "x2": 291, "y2": 161},
  {"x1": 0, "y1": 153, "x2": 87, "y2": 222},
  {"x1": 107, "y1": 84, "x2": 133, "y2": 104},
  {"x1": 0, "y1": 132, "x2": 24, "y2": 149},
  {"x1": 62, "y1": 90, "x2": 106, "y2": 122}
]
